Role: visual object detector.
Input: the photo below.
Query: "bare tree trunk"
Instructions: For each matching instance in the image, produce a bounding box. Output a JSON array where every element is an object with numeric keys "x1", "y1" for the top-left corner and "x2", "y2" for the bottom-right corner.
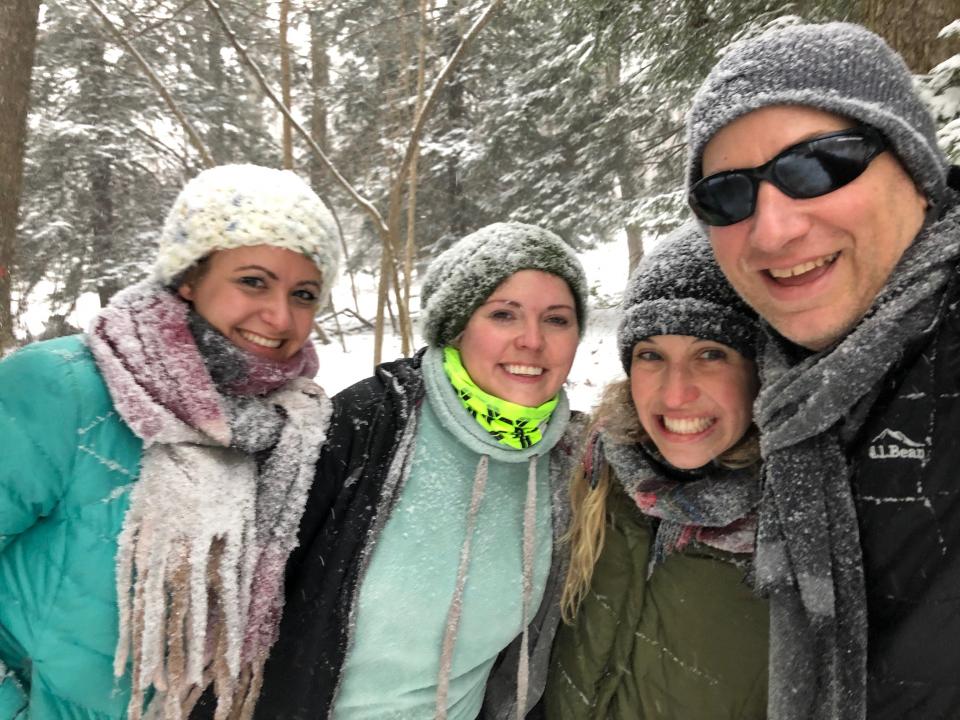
[
  {"x1": 207, "y1": 9, "x2": 226, "y2": 161},
  {"x1": 858, "y1": 0, "x2": 960, "y2": 72},
  {"x1": 0, "y1": 0, "x2": 41, "y2": 350},
  {"x1": 280, "y1": 0, "x2": 293, "y2": 168},
  {"x1": 404, "y1": 0, "x2": 429, "y2": 330},
  {"x1": 309, "y1": 6, "x2": 361, "y2": 315},
  {"x1": 442, "y1": 0, "x2": 468, "y2": 240},
  {"x1": 604, "y1": 55, "x2": 644, "y2": 272},
  {"x1": 309, "y1": 8, "x2": 330, "y2": 184},
  {"x1": 81, "y1": 36, "x2": 119, "y2": 307}
]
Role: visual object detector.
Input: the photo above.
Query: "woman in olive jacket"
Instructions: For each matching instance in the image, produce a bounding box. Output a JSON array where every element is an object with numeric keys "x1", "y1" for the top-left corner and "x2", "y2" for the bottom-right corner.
[{"x1": 544, "y1": 224, "x2": 769, "y2": 719}]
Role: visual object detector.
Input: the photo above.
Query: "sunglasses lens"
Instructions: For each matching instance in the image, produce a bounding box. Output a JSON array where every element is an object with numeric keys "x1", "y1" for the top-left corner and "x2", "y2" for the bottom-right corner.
[
  {"x1": 691, "y1": 129, "x2": 885, "y2": 226},
  {"x1": 775, "y1": 134, "x2": 878, "y2": 198},
  {"x1": 691, "y1": 173, "x2": 756, "y2": 226}
]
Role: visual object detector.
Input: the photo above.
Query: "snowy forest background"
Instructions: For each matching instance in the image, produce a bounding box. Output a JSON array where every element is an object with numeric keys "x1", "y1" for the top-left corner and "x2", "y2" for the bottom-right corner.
[{"x1": 2, "y1": 0, "x2": 960, "y2": 401}]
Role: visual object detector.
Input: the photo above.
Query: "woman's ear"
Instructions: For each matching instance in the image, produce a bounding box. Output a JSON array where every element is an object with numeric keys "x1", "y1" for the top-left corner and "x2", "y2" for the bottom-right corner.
[{"x1": 177, "y1": 283, "x2": 195, "y2": 302}]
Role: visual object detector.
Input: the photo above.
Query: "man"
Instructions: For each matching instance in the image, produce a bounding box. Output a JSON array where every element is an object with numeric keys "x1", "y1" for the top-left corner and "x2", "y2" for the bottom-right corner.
[{"x1": 685, "y1": 22, "x2": 960, "y2": 720}]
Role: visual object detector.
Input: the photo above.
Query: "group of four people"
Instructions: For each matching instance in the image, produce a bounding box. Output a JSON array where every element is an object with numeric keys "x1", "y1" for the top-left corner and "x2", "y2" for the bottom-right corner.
[{"x1": 2, "y1": 19, "x2": 958, "y2": 720}]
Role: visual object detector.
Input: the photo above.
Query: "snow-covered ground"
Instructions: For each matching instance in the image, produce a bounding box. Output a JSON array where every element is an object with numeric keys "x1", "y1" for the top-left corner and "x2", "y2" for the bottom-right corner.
[{"x1": 18, "y1": 234, "x2": 641, "y2": 413}]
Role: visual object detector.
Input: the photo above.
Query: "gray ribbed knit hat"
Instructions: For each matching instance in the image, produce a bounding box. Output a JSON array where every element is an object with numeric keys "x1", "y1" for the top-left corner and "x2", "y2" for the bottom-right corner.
[
  {"x1": 154, "y1": 164, "x2": 340, "y2": 302},
  {"x1": 421, "y1": 222, "x2": 588, "y2": 347},
  {"x1": 618, "y1": 222, "x2": 759, "y2": 374},
  {"x1": 686, "y1": 21, "x2": 948, "y2": 209}
]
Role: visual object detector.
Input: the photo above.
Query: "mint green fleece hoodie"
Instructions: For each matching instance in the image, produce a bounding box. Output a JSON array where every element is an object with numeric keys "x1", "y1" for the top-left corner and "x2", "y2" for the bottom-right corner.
[{"x1": 333, "y1": 346, "x2": 568, "y2": 718}]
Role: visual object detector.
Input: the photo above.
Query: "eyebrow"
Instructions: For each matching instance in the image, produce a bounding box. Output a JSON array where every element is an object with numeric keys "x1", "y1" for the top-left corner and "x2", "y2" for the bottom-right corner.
[
  {"x1": 484, "y1": 298, "x2": 575, "y2": 311},
  {"x1": 234, "y1": 264, "x2": 322, "y2": 287}
]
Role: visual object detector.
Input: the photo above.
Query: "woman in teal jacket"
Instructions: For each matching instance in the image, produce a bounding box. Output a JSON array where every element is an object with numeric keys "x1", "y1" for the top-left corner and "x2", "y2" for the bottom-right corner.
[
  {"x1": 544, "y1": 224, "x2": 769, "y2": 719},
  {"x1": 0, "y1": 165, "x2": 339, "y2": 719}
]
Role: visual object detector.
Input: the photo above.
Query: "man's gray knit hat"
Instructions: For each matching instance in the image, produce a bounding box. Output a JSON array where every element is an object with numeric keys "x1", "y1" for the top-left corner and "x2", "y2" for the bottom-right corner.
[
  {"x1": 686, "y1": 21, "x2": 948, "y2": 209},
  {"x1": 618, "y1": 222, "x2": 758, "y2": 374},
  {"x1": 421, "y1": 222, "x2": 588, "y2": 347},
  {"x1": 154, "y1": 164, "x2": 340, "y2": 303}
]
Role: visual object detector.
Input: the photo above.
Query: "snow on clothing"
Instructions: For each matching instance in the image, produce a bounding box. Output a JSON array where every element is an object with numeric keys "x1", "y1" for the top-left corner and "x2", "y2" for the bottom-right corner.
[
  {"x1": 251, "y1": 349, "x2": 586, "y2": 719},
  {"x1": 616, "y1": 222, "x2": 758, "y2": 374},
  {"x1": 685, "y1": 22, "x2": 948, "y2": 215},
  {"x1": 420, "y1": 222, "x2": 588, "y2": 347},
  {"x1": 753, "y1": 192, "x2": 960, "y2": 720},
  {"x1": 0, "y1": 281, "x2": 330, "y2": 719},
  {"x1": 153, "y1": 164, "x2": 340, "y2": 295},
  {"x1": 544, "y1": 435, "x2": 768, "y2": 718}
]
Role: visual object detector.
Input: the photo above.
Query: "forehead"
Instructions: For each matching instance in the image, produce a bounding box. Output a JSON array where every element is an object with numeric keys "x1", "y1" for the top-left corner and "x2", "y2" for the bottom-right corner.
[
  {"x1": 701, "y1": 105, "x2": 855, "y2": 176},
  {"x1": 207, "y1": 244, "x2": 322, "y2": 277},
  {"x1": 487, "y1": 269, "x2": 574, "y2": 303}
]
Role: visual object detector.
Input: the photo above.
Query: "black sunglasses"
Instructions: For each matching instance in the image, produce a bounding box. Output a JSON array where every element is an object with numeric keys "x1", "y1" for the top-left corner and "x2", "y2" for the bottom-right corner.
[{"x1": 688, "y1": 126, "x2": 888, "y2": 227}]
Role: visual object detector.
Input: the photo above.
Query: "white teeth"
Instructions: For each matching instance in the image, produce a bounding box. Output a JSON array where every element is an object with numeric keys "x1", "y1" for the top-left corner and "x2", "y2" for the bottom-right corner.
[
  {"x1": 768, "y1": 252, "x2": 839, "y2": 279},
  {"x1": 504, "y1": 364, "x2": 544, "y2": 376},
  {"x1": 239, "y1": 330, "x2": 282, "y2": 349},
  {"x1": 663, "y1": 416, "x2": 715, "y2": 434}
]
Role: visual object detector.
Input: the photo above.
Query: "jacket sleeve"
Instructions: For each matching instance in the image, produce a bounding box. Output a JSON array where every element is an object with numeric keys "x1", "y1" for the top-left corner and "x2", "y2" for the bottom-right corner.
[
  {"x1": 0, "y1": 660, "x2": 27, "y2": 720},
  {"x1": 0, "y1": 342, "x2": 78, "y2": 552}
]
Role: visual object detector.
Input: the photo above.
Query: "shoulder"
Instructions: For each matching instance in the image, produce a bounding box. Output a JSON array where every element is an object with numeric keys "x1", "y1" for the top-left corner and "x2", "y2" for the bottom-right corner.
[
  {"x1": 0, "y1": 335, "x2": 110, "y2": 410},
  {"x1": 1, "y1": 335, "x2": 94, "y2": 376},
  {"x1": 331, "y1": 352, "x2": 425, "y2": 423}
]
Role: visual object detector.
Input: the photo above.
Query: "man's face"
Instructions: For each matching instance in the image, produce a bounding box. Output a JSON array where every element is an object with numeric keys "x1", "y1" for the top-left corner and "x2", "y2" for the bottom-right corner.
[{"x1": 701, "y1": 105, "x2": 928, "y2": 351}]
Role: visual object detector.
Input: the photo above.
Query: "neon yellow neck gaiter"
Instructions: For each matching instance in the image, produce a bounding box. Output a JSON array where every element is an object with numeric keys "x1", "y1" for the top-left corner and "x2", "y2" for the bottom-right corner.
[{"x1": 442, "y1": 345, "x2": 558, "y2": 449}]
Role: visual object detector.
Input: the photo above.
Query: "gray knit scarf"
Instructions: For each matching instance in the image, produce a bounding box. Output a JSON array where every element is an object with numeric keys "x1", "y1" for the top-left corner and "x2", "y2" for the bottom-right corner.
[
  {"x1": 753, "y1": 197, "x2": 960, "y2": 720},
  {"x1": 87, "y1": 280, "x2": 331, "y2": 720},
  {"x1": 601, "y1": 434, "x2": 760, "y2": 575}
]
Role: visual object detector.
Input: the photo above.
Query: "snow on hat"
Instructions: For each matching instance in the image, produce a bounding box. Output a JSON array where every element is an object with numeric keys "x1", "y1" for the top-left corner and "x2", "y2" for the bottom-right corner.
[
  {"x1": 420, "y1": 222, "x2": 588, "y2": 347},
  {"x1": 618, "y1": 222, "x2": 759, "y2": 374},
  {"x1": 686, "y1": 21, "x2": 948, "y2": 210},
  {"x1": 154, "y1": 164, "x2": 340, "y2": 301}
]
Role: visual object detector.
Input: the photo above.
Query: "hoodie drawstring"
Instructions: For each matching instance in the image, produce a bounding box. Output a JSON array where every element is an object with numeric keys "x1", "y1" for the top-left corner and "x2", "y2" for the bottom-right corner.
[
  {"x1": 435, "y1": 454, "x2": 539, "y2": 719},
  {"x1": 436, "y1": 455, "x2": 489, "y2": 718},
  {"x1": 516, "y1": 454, "x2": 537, "y2": 719}
]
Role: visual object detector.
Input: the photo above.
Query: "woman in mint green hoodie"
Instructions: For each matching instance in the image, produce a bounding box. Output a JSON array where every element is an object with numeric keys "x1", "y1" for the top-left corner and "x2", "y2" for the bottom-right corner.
[
  {"x1": 251, "y1": 222, "x2": 588, "y2": 719},
  {"x1": 0, "y1": 164, "x2": 340, "y2": 719}
]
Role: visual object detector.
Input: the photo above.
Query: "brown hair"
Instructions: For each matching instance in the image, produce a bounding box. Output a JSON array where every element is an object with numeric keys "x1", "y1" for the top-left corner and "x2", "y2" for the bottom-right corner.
[
  {"x1": 173, "y1": 254, "x2": 211, "y2": 292},
  {"x1": 559, "y1": 378, "x2": 760, "y2": 622}
]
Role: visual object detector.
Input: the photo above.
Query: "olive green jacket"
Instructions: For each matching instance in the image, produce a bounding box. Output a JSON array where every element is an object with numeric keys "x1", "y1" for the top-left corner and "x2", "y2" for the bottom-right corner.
[{"x1": 544, "y1": 480, "x2": 768, "y2": 719}]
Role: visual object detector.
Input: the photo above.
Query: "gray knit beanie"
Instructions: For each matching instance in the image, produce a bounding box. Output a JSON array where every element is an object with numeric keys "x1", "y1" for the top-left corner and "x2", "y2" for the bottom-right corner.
[
  {"x1": 618, "y1": 222, "x2": 759, "y2": 374},
  {"x1": 420, "y1": 222, "x2": 588, "y2": 347},
  {"x1": 686, "y1": 21, "x2": 948, "y2": 209},
  {"x1": 154, "y1": 164, "x2": 340, "y2": 303}
]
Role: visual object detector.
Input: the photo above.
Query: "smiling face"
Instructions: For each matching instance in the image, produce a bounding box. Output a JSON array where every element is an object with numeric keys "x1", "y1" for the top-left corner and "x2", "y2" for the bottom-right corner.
[
  {"x1": 630, "y1": 335, "x2": 757, "y2": 470},
  {"x1": 702, "y1": 105, "x2": 928, "y2": 350},
  {"x1": 457, "y1": 269, "x2": 580, "y2": 406},
  {"x1": 177, "y1": 244, "x2": 323, "y2": 361}
]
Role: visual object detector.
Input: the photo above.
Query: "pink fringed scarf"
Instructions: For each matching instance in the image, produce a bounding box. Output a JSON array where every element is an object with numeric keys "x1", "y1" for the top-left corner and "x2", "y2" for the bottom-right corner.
[{"x1": 86, "y1": 280, "x2": 330, "y2": 720}]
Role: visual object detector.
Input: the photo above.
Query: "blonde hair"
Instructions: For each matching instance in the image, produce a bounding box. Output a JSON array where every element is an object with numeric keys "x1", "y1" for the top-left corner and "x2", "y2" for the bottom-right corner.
[{"x1": 559, "y1": 378, "x2": 760, "y2": 622}]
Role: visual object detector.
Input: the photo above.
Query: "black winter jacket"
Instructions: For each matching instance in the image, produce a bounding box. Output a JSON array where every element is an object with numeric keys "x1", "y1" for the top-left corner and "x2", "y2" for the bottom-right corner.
[{"x1": 850, "y1": 263, "x2": 960, "y2": 718}]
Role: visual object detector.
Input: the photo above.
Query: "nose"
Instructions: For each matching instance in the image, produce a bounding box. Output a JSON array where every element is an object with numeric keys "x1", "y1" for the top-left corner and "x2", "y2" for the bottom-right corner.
[
  {"x1": 515, "y1": 317, "x2": 545, "y2": 351},
  {"x1": 747, "y1": 180, "x2": 812, "y2": 254},
  {"x1": 259, "y1": 291, "x2": 294, "y2": 332},
  {"x1": 661, "y1": 363, "x2": 699, "y2": 408}
]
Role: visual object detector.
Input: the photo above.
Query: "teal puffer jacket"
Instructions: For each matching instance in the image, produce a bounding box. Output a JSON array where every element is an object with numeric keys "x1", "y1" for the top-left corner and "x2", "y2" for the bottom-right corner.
[{"x1": 0, "y1": 335, "x2": 142, "y2": 719}]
